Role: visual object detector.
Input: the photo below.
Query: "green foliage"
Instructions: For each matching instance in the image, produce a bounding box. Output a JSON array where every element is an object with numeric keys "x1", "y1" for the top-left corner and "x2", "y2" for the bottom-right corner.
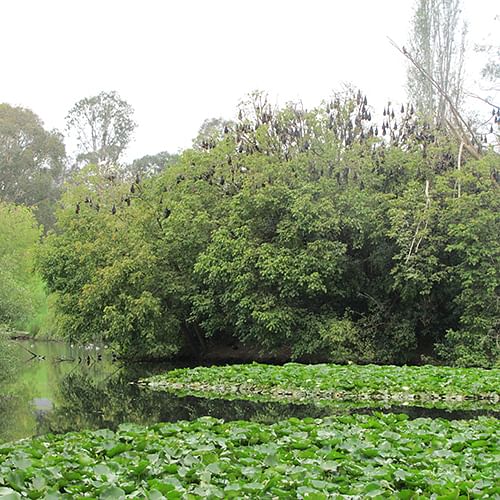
[
  {"x1": 0, "y1": 327, "x2": 19, "y2": 387},
  {"x1": 22, "y1": 280, "x2": 50, "y2": 336},
  {"x1": 37, "y1": 159, "x2": 224, "y2": 357},
  {"x1": 145, "y1": 362, "x2": 500, "y2": 411},
  {"x1": 0, "y1": 201, "x2": 45, "y2": 329},
  {"x1": 0, "y1": 103, "x2": 66, "y2": 229},
  {"x1": 0, "y1": 414, "x2": 498, "y2": 497},
  {"x1": 37, "y1": 166, "x2": 178, "y2": 357},
  {"x1": 435, "y1": 182, "x2": 499, "y2": 367},
  {"x1": 388, "y1": 153, "x2": 500, "y2": 367},
  {"x1": 127, "y1": 151, "x2": 179, "y2": 179},
  {"x1": 38, "y1": 91, "x2": 500, "y2": 365},
  {"x1": 192, "y1": 117, "x2": 235, "y2": 150},
  {"x1": 193, "y1": 179, "x2": 349, "y2": 356}
]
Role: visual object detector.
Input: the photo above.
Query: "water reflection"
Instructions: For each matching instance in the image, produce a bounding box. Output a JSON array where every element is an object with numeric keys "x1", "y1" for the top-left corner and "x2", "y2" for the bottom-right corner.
[
  {"x1": 0, "y1": 340, "x2": 121, "y2": 441},
  {"x1": 37, "y1": 371, "x2": 327, "y2": 434},
  {"x1": 1, "y1": 341, "x2": 498, "y2": 442}
]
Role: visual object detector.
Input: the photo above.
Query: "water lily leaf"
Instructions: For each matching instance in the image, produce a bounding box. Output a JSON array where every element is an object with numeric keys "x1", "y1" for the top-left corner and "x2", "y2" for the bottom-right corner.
[
  {"x1": 363, "y1": 482, "x2": 386, "y2": 496},
  {"x1": 361, "y1": 448, "x2": 379, "y2": 458},
  {"x1": 162, "y1": 463, "x2": 178, "y2": 474},
  {"x1": 63, "y1": 471, "x2": 82, "y2": 481},
  {"x1": 264, "y1": 453, "x2": 279, "y2": 466},
  {"x1": 6, "y1": 470, "x2": 25, "y2": 491},
  {"x1": 242, "y1": 482, "x2": 265, "y2": 492},
  {"x1": 0, "y1": 413, "x2": 497, "y2": 498},
  {"x1": 206, "y1": 462, "x2": 222, "y2": 474},
  {"x1": 106, "y1": 443, "x2": 131, "y2": 457},
  {"x1": 224, "y1": 483, "x2": 242, "y2": 492},
  {"x1": 165, "y1": 490, "x2": 183, "y2": 500},
  {"x1": 396, "y1": 490, "x2": 418, "y2": 499},
  {"x1": 147, "y1": 490, "x2": 166, "y2": 500},
  {"x1": 100, "y1": 485, "x2": 126, "y2": 499},
  {"x1": 131, "y1": 459, "x2": 149, "y2": 476},
  {"x1": 77, "y1": 453, "x2": 93, "y2": 466},
  {"x1": 303, "y1": 492, "x2": 327, "y2": 500},
  {"x1": 11, "y1": 457, "x2": 31, "y2": 470},
  {"x1": 93, "y1": 464, "x2": 112, "y2": 476},
  {"x1": 0, "y1": 488, "x2": 21, "y2": 500},
  {"x1": 319, "y1": 460, "x2": 339, "y2": 473},
  {"x1": 30, "y1": 476, "x2": 46, "y2": 490}
]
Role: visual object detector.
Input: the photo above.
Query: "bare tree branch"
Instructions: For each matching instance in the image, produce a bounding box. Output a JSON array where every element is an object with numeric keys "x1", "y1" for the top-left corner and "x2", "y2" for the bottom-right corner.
[{"x1": 389, "y1": 37, "x2": 482, "y2": 159}]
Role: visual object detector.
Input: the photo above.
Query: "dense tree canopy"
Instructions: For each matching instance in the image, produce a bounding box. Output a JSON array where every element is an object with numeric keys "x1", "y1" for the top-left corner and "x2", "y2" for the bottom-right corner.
[
  {"x1": 38, "y1": 91, "x2": 500, "y2": 366},
  {"x1": 0, "y1": 103, "x2": 66, "y2": 228}
]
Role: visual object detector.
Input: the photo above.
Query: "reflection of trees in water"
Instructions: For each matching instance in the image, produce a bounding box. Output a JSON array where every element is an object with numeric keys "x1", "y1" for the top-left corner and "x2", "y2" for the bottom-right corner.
[
  {"x1": 0, "y1": 390, "x2": 36, "y2": 442},
  {"x1": 0, "y1": 343, "x2": 51, "y2": 442},
  {"x1": 18, "y1": 363, "x2": 500, "y2": 438},
  {"x1": 41, "y1": 368, "x2": 335, "y2": 435},
  {"x1": 0, "y1": 397, "x2": 19, "y2": 441},
  {"x1": 47, "y1": 368, "x2": 500, "y2": 435}
]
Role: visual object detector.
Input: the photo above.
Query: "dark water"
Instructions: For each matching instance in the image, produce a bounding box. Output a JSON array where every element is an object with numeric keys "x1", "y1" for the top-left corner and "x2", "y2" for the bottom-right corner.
[{"x1": 0, "y1": 340, "x2": 497, "y2": 442}]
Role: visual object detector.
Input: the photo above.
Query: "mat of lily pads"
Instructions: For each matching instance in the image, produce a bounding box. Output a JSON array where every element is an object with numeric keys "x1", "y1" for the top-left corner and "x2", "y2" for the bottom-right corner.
[
  {"x1": 142, "y1": 362, "x2": 500, "y2": 411},
  {"x1": 0, "y1": 413, "x2": 498, "y2": 498}
]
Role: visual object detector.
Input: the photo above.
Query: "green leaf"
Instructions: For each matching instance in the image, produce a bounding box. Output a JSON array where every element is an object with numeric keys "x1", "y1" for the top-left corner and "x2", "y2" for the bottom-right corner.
[
  {"x1": 100, "y1": 485, "x2": 126, "y2": 499},
  {"x1": 0, "y1": 488, "x2": 22, "y2": 500}
]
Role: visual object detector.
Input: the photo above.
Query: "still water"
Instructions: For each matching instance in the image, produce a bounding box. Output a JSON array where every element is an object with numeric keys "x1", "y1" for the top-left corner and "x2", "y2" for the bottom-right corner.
[{"x1": 0, "y1": 340, "x2": 497, "y2": 442}]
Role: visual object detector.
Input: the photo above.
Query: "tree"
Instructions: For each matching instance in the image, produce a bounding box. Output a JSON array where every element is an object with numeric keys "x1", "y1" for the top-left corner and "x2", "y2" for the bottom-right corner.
[
  {"x1": 126, "y1": 151, "x2": 179, "y2": 180},
  {"x1": 66, "y1": 91, "x2": 136, "y2": 168},
  {"x1": 37, "y1": 160, "x2": 218, "y2": 359},
  {"x1": 192, "y1": 117, "x2": 235, "y2": 151},
  {"x1": 407, "y1": 0, "x2": 467, "y2": 126},
  {"x1": 0, "y1": 103, "x2": 66, "y2": 228},
  {"x1": 39, "y1": 92, "x2": 499, "y2": 366},
  {"x1": 0, "y1": 201, "x2": 45, "y2": 328}
]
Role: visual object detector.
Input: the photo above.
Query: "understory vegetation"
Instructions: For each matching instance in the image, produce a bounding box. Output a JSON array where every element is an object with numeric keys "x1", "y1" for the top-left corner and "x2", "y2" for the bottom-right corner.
[
  {"x1": 0, "y1": 414, "x2": 498, "y2": 498},
  {"x1": 144, "y1": 363, "x2": 500, "y2": 411},
  {"x1": 0, "y1": 329, "x2": 18, "y2": 388},
  {"x1": 0, "y1": 202, "x2": 47, "y2": 335},
  {"x1": 36, "y1": 91, "x2": 500, "y2": 366}
]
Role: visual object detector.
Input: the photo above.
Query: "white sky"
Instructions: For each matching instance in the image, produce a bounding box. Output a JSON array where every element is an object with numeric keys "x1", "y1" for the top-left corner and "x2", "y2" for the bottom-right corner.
[{"x1": 0, "y1": 0, "x2": 498, "y2": 162}]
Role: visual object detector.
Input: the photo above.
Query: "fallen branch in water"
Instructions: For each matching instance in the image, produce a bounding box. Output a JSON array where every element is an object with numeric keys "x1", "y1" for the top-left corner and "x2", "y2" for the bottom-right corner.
[{"x1": 12, "y1": 341, "x2": 45, "y2": 360}]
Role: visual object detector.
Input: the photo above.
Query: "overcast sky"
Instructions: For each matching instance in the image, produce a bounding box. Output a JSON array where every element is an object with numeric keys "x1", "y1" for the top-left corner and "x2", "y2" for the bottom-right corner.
[{"x1": 1, "y1": 0, "x2": 498, "y2": 162}]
